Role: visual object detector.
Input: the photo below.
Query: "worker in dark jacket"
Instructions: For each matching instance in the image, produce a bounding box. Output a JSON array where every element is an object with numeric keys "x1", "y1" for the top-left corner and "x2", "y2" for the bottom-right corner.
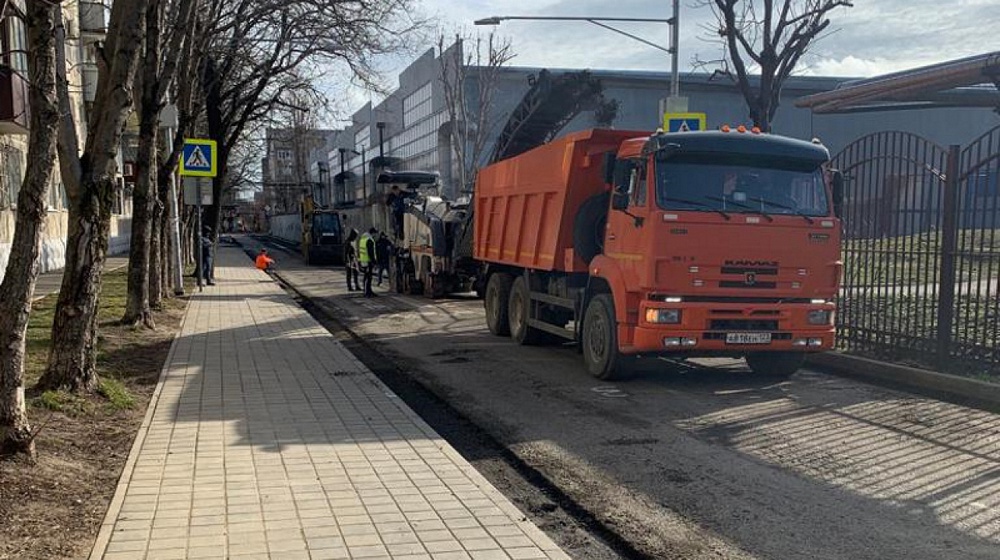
[
  {"x1": 385, "y1": 185, "x2": 410, "y2": 239},
  {"x1": 200, "y1": 226, "x2": 215, "y2": 286},
  {"x1": 376, "y1": 232, "x2": 392, "y2": 286},
  {"x1": 344, "y1": 229, "x2": 360, "y2": 292}
]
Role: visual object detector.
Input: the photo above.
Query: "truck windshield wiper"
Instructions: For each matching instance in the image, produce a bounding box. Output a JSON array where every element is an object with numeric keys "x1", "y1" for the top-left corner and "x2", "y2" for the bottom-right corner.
[
  {"x1": 753, "y1": 197, "x2": 815, "y2": 224},
  {"x1": 662, "y1": 197, "x2": 730, "y2": 220},
  {"x1": 704, "y1": 196, "x2": 773, "y2": 222}
]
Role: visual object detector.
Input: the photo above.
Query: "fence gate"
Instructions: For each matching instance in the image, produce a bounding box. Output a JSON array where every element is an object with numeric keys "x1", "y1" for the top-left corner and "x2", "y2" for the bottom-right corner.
[{"x1": 833, "y1": 126, "x2": 1000, "y2": 375}]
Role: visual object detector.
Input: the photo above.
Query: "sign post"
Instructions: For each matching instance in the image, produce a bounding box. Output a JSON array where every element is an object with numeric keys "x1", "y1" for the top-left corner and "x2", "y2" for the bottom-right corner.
[{"x1": 178, "y1": 138, "x2": 218, "y2": 291}]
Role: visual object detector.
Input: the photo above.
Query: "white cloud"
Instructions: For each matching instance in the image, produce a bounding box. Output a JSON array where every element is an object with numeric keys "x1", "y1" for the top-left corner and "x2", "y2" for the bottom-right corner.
[{"x1": 802, "y1": 56, "x2": 896, "y2": 78}]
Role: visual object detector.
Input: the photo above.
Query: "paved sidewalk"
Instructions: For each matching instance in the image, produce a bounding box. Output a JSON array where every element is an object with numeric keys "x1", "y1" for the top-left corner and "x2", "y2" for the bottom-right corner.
[{"x1": 91, "y1": 246, "x2": 568, "y2": 560}]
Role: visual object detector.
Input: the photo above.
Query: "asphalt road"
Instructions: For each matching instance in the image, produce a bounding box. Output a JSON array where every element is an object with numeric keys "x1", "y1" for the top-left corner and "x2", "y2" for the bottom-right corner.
[{"x1": 239, "y1": 236, "x2": 1000, "y2": 560}]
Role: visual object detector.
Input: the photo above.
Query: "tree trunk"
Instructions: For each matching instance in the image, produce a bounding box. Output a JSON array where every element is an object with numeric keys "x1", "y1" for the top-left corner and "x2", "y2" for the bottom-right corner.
[
  {"x1": 0, "y1": 0, "x2": 60, "y2": 458},
  {"x1": 149, "y1": 197, "x2": 163, "y2": 308},
  {"x1": 122, "y1": 123, "x2": 158, "y2": 326},
  {"x1": 39, "y1": 0, "x2": 149, "y2": 391},
  {"x1": 162, "y1": 190, "x2": 172, "y2": 293},
  {"x1": 36, "y1": 180, "x2": 114, "y2": 392},
  {"x1": 123, "y1": 0, "x2": 164, "y2": 326}
]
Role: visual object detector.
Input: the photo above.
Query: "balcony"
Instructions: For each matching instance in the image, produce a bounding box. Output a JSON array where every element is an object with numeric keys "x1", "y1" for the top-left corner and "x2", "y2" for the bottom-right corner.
[
  {"x1": 0, "y1": 66, "x2": 29, "y2": 134},
  {"x1": 79, "y1": 1, "x2": 108, "y2": 35}
]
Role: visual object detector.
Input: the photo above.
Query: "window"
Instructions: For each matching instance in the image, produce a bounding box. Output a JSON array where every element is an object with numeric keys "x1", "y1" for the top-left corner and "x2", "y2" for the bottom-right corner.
[
  {"x1": 0, "y1": 145, "x2": 23, "y2": 208},
  {"x1": 403, "y1": 82, "x2": 433, "y2": 127},
  {"x1": 276, "y1": 149, "x2": 292, "y2": 161},
  {"x1": 630, "y1": 162, "x2": 647, "y2": 206},
  {"x1": 1, "y1": 5, "x2": 28, "y2": 74},
  {"x1": 355, "y1": 127, "x2": 370, "y2": 151},
  {"x1": 389, "y1": 111, "x2": 444, "y2": 160},
  {"x1": 655, "y1": 156, "x2": 830, "y2": 217},
  {"x1": 113, "y1": 177, "x2": 125, "y2": 214},
  {"x1": 48, "y1": 175, "x2": 64, "y2": 210},
  {"x1": 612, "y1": 159, "x2": 647, "y2": 208}
]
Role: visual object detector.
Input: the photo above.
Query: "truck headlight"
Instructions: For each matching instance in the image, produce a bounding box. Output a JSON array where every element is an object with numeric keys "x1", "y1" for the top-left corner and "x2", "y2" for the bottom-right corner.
[
  {"x1": 646, "y1": 308, "x2": 681, "y2": 324},
  {"x1": 807, "y1": 309, "x2": 832, "y2": 325}
]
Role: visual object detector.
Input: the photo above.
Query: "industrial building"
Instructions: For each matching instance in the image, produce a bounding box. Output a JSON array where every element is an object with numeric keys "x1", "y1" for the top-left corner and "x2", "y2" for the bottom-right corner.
[{"x1": 322, "y1": 43, "x2": 999, "y2": 208}]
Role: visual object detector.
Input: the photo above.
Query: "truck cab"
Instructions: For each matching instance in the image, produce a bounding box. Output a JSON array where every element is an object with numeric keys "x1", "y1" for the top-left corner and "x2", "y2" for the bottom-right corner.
[
  {"x1": 301, "y1": 196, "x2": 345, "y2": 265},
  {"x1": 586, "y1": 129, "x2": 842, "y2": 377}
]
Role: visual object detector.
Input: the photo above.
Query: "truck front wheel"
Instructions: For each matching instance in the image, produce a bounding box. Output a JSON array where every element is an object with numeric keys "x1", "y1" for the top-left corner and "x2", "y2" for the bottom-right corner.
[
  {"x1": 745, "y1": 352, "x2": 805, "y2": 378},
  {"x1": 582, "y1": 294, "x2": 631, "y2": 380},
  {"x1": 485, "y1": 273, "x2": 514, "y2": 336}
]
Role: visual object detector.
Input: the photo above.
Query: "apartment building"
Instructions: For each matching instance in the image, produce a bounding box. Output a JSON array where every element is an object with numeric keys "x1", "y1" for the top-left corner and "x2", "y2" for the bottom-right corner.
[{"x1": 0, "y1": 1, "x2": 133, "y2": 282}]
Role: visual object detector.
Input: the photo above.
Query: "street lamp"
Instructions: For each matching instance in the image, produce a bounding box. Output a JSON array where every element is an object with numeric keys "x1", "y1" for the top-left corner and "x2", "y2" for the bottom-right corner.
[
  {"x1": 350, "y1": 146, "x2": 367, "y2": 207},
  {"x1": 475, "y1": 1, "x2": 681, "y2": 101}
]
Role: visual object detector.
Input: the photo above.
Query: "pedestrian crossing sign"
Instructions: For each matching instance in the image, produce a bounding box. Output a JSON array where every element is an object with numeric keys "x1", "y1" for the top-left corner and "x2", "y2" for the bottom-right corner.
[
  {"x1": 663, "y1": 112, "x2": 707, "y2": 133},
  {"x1": 179, "y1": 138, "x2": 217, "y2": 177}
]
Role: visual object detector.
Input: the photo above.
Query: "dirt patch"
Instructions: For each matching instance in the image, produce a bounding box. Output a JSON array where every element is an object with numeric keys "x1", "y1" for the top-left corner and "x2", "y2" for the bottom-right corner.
[{"x1": 0, "y1": 270, "x2": 190, "y2": 560}]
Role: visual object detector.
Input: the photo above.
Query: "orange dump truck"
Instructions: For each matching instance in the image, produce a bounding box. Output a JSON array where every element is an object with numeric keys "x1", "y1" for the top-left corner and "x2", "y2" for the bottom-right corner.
[{"x1": 474, "y1": 128, "x2": 843, "y2": 379}]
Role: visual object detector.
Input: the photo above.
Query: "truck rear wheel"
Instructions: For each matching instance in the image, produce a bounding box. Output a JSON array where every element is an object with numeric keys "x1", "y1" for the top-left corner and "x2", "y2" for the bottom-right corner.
[
  {"x1": 745, "y1": 352, "x2": 805, "y2": 379},
  {"x1": 509, "y1": 276, "x2": 543, "y2": 345},
  {"x1": 485, "y1": 273, "x2": 514, "y2": 336},
  {"x1": 582, "y1": 294, "x2": 631, "y2": 380}
]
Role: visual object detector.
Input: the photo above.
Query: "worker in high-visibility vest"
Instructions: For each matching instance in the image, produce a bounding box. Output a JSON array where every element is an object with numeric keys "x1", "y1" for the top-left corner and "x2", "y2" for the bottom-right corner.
[{"x1": 357, "y1": 227, "x2": 378, "y2": 297}]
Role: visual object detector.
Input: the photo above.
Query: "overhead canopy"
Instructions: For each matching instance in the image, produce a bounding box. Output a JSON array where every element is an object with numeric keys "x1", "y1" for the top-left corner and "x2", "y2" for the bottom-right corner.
[
  {"x1": 376, "y1": 170, "x2": 439, "y2": 186},
  {"x1": 796, "y1": 51, "x2": 1000, "y2": 114}
]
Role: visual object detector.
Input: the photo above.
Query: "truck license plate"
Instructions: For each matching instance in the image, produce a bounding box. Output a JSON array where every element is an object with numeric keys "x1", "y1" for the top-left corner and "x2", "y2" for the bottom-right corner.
[{"x1": 726, "y1": 332, "x2": 772, "y2": 345}]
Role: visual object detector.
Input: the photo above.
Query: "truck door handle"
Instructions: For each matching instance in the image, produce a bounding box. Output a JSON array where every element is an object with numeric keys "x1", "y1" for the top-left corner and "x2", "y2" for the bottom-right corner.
[{"x1": 607, "y1": 233, "x2": 616, "y2": 240}]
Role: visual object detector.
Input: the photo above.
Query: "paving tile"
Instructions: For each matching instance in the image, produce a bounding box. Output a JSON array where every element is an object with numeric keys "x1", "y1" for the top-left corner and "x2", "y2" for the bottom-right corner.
[
  {"x1": 145, "y1": 548, "x2": 188, "y2": 560},
  {"x1": 469, "y1": 550, "x2": 511, "y2": 560},
  {"x1": 186, "y1": 544, "x2": 227, "y2": 558},
  {"x1": 311, "y1": 548, "x2": 352, "y2": 560},
  {"x1": 505, "y1": 547, "x2": 547, "y2": 559},
  {"x1": 424, "y1": 540, "x2": 465, "y2": 553},
  {"x1": 349, "y1": 544, "x2": 391, "y2": 558}
]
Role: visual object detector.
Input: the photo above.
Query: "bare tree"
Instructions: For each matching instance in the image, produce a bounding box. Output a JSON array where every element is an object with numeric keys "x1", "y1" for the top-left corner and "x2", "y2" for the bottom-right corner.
[
  {"x1": 438, "y1": 33, "x2": 514, "y2": 194},
  {"x1": 123, "y1": 0, "x2": 198, "y2": 327},
  {"x1": 696, "y1": 0, "x2": 852, "y2": 131},
  {"x1": 0, "y1": 0, "x2": 60, "y2": 458},
  {"x1": 36, "y1": 0, "x2": 151, "y2": 392},
  {"x1": 198, "y1": 0, "x2": 420, "y2": 236},
  {"x1": 154, "y1": 9, "x2": 208, "y2": 301}
]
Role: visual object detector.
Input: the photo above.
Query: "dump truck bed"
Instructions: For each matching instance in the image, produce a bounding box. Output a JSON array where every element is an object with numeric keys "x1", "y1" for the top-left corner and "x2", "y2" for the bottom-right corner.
[{"x1": 474, "y1": 129, "x2": 647, "y2": 273}]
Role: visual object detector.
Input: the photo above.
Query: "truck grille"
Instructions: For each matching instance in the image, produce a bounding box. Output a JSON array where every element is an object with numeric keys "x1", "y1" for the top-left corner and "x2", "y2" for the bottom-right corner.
[
  {"x1": 720, "y1": 267, "x2": 777, "y2": 276},
  {"x1": 709, "y1": 319, "x2": 779, "y2": 331},
  {"x1": 719, "y1": 280, "x2": 777, "y2": 289}
]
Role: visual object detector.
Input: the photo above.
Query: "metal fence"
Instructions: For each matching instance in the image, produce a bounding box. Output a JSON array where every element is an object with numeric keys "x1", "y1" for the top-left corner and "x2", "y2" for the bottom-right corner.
[{"x1": 833, "y1": 125, "x2": 1000, "y2": 375}]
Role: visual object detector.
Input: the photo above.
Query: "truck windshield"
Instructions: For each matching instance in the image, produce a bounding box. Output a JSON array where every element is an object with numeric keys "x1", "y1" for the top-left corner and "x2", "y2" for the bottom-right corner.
[
  {"x1": 655, "y1": 158, "x2": 830, "y2": 217},
  {"x1": 313, "y1": 213, "x2": 342, "y2": 235}
]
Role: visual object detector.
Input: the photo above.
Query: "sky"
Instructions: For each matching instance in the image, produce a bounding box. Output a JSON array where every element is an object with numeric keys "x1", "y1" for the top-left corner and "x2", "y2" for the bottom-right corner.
[{"x1": 323, "y1": 0, "x2": 999, "y2": 126}]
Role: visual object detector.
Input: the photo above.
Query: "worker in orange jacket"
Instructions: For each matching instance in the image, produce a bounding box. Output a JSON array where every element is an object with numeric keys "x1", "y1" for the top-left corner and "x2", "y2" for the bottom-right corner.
[{"x1": 255, "y1": 248, "x2": 275, "y2": 271}]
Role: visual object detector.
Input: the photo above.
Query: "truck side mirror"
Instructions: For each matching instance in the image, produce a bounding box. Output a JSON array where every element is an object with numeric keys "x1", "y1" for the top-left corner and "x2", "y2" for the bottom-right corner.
[
  {"x1": 602, "y1": 152, "x2": 617, "y2": 185},
  {"x1": 611, "y1": 161, "x2": 631, "y2": 211},
  {"x1": 611, "y1": 189, "x2": 629, "y2": 211},
  {"x1": 831, "y1": 169, "x2": 845, "y2": 218}
]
